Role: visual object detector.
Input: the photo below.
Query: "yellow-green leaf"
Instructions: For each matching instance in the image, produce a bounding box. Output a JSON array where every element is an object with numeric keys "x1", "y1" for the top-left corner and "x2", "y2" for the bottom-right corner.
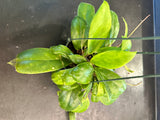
[
  {"x1": 50, "y1": 45, "x2": 73, "y2": 57},
  {"x1": 9, "y1": 48, "x2": 70, "y2": 74},
  {"x1": 78, "y1": 2, "x2": 95, "y2": 26},
  {"x1": 58, "y1": 87, "x2": 82, "y2": 111},
  {"x1": 91, "y1": 50, "x2": 136, "y2": 69},
  {"x1": 72, "y1": 62, "x2": 94, "y2": 84},
  {"x1": 68, "y1": 54, "x2": 87, "y2": 64},
  {"x1": 91, "y1": 67, "x2": 126, "y2": 105},
  {"x1": 51, "y1": 68, "x2": 76, "y2": 85},
  {"x1": 72, "y1": 97, "x2": 90, "y2": 113},
  {"x1": 71, "y1": 16, "x2": 88, "y2": 50},
  {"x1": 88, "y1": 1, "x2": 111, "y2": 54},
  {"x1": 121, "y1": 18, "x2": 132, "y2": 51},
  {"x1": 105, "y1": 10, "x2": 120, "y2": 46}
]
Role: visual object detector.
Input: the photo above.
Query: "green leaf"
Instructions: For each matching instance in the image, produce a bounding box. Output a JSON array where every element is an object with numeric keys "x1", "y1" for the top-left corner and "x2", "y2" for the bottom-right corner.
[
  {"x1": 97, "y1": 47, "x2": 121, "y2": 53},
  {"x1": 51, "y1": 68, "x2": 76, "y2": 85},
  {"x1": 124, "y1": 65, "x2": 134, "y2": 73},
  {"x1": 57, "y1": 84, "x2": 80, "y2": 91},
  {"x1": 50, "y1": 45, "x2": 73, "y2": 57},
  {"x1": 91, "y1": 83, "x2": 100, "y2": 102},
  {"x1": 68, "y1": 54, "x2": 87, "y2": 64},
  {"x1": 88, "y1": 1, "x2": 112, "y2": 54},
  {"x1": 15, "y1": 60, "x2": 68, "y2": 74},
  {"x1": 91, "y1": 94, "x2": 100, "y2": 103},
  {"x1": 91, "y1": 93, "x2": 115, "y2": 105},
  {"x1": 72, "y1": 97, "x2": 90, "y2": 113},
  {"x1": 105, "y1": 10, "x2": 120, "y2": 46},
  {"x1": 122, "y1": 17, "x2": 128, "y2": 37},
  {"x1": 17, "y1": 48, "x2": 59, "y2": 60},
  {"x1": 91, "y1": 67, "x2": 126, "y2": 105},
  {"x1": 71, "y1": 16, "x2": 88, "y2": 50},
  {"x1": 91, "y1": 82, "x2": 115, "y2": 104},
  {"x1": 95, "y1": 67, "x2": 126, "y2": 98},
  {"x1": 91, "y1": 82, "x2": 106, "y2": 97},
  {"x1": 91, "y1": 50, "x2": 136, "y2": 69},
  {"x1": 58, "y1": 87, "x2": 82, "y2": 111},
  {"x1": 121, "y1": 39, "x2": 132, "y2": 51},
  {"x1": 91, "y1": 81, "x2": 114, "y2": 104},
  {"x1": 10, "y1": 48, "x2": 70, "y2": 74},
  {"x1": 96, "y1": 82, "x2": 106, "y2": 96},
  {"x1": 97, "y1": 94, "x2": 116, "y2": 105},
  {"x1": 77, "y1": 2, "x2": 95, "y2": 50},
  {"x1": 121, "y1": 18, "x2": 132, "y2": 51},
  {"x1": 78, "y1": 2, "x2": 95, "y2": 26},
  {"x1": 72, "y1": 62, "x2": 94, "y2": 84},
  {"x1": 83, "y1": 83, "x2": 92, "y2": 98}
]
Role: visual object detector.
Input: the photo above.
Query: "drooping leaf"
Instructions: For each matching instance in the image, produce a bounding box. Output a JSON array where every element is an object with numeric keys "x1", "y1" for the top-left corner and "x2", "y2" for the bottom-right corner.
[
  {"x1": 72, "y1": 97, "x2": 90, "y2": 113},
  {"x1": 88, "y1": 1, "x2": 112, "y2": 54},
  {"x1": 51, "y1": 68, "x2": 76, "y2": 85},
  {"x1": 121, "y1": 18, "x2": 132, "y2": 51},
  {"x1": 50, "y1": 45, "x2": 73, "y2": 58},
  {"x1": 71, "y1": 16, "x2": 88, "y2": 50},
  {"x1": 105, "y1": 10, "x2": 120, "y2": 46},
  {"x1": 78, "y1": 2, "x2": 95, "y2": 26},
  {"x1": 58, "y1": 87, "x2": 83, "y2": 111},
  {"x1": 9, "y1": 48, "x2": 71, "y2": 74},
  {"x1": 91, "y1": 50, "x2": 136, "y2": 69},
  {"x1": 68, "y1": 54, "x2": 87, "y2": 64},
  {"x1": 91, "y1": 67, "x2": 126, "y2": 105},
  {"x1": 72, "y1": 62, "x2": 94, "y2": 84}
]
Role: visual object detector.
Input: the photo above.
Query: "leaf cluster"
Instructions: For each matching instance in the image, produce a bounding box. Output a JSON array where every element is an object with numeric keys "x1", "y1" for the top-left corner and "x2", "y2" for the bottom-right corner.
[{"x1": 8, "y1": 0, "x2": 137, "y2": 116}]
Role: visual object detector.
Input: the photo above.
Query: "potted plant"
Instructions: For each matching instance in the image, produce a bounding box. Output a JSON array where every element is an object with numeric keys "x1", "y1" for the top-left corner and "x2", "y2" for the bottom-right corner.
[{"x1": 8, "y1": 1, "x2": 157, "y2": 120}]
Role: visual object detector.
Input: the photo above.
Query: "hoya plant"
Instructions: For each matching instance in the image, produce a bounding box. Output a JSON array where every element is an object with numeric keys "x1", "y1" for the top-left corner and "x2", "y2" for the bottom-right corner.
[{"x1": 9, "y1": 1, "x2": 138, "y2": 120}]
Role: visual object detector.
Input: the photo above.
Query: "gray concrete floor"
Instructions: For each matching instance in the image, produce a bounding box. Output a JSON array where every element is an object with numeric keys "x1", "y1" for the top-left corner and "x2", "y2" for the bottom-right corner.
[{"x1": 0, "y1": 0, "x2": 155, "y2": 120}]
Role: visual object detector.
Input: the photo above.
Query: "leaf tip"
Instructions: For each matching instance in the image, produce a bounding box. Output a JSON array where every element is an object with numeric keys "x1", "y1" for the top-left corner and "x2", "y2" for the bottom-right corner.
[{"x1": 7, "y1": 59, "x2": 16, "y2": 67}]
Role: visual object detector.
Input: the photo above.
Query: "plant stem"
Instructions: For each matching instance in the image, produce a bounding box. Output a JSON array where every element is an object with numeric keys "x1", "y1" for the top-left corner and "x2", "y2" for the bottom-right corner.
[
  {"x1": 69, "y1": 112, "x2": 76, "y2": 120},
  {"x1": 128, "y1": 14, "x2": 150, "y2": 38}
]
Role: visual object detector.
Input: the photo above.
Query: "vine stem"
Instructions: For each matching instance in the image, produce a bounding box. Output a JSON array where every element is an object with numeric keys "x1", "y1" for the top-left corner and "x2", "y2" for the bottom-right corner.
[{"x1": 69, "y1": 112, "x2": 76, "y2": 120}]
